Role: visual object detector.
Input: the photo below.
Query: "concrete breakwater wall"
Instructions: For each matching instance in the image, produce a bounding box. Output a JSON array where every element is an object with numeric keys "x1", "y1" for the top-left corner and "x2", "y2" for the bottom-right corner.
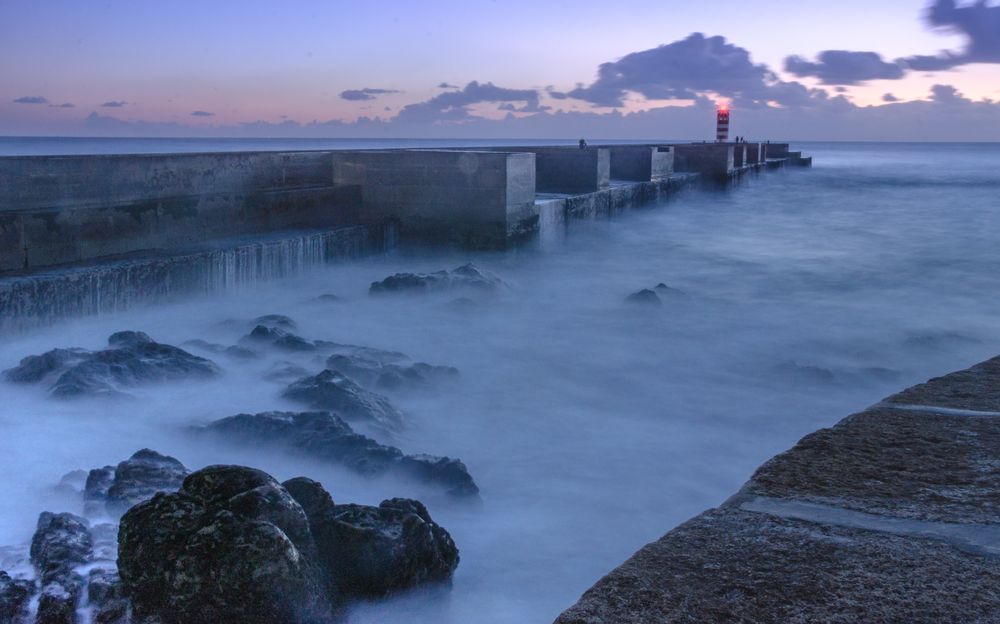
[
  {"x1": 0, "y1": 141, "x2": 808, "y2": 328},
  {"x1": 556, "y1": 356, "x2": 1000, "y2": 623}
]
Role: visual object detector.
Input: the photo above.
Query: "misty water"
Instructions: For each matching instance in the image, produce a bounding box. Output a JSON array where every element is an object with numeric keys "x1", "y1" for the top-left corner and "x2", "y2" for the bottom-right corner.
[{"x1": 2, "y1": 142, "x2": 1000, "y2": 622}]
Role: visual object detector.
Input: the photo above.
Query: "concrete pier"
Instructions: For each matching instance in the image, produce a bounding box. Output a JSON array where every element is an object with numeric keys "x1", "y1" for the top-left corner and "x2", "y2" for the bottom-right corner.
[
  {"x1": 556, "y1": 356, "x2": 1000, "y2": 623},
  {"x1": 601, "y1": 145, "x2": 673, "y2": 182}
]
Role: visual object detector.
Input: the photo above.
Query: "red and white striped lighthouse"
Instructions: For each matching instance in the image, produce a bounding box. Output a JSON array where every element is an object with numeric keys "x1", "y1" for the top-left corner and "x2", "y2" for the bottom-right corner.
[{"x1": 716, "y1": 105, "x2": 730, "y2": 142}]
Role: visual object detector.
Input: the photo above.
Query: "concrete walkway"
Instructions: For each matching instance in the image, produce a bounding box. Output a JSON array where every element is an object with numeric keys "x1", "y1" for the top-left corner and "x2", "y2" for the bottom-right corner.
[{"x1": 556, "y1": 356, "x2": 1000, "y2": 623}]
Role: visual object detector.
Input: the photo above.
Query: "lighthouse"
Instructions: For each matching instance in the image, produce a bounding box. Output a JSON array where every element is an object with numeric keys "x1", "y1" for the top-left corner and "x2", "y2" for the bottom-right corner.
[{"x1": 716, "y1": 105, "x2": 730, "y2": 143}]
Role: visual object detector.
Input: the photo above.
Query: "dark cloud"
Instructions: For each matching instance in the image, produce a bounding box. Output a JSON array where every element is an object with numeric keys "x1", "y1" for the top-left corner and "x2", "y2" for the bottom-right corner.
[
  {"x1": 784, "y1": 51, "x2": 905, "y2": 84},
  {"x1": 49, "y1": 102, "x2": 75, "y2": 108},
  {"x1": 190, "y1": 110, "x2": 214, "y2": 117},
  {"x1": 339, "y1": 88, "x2": 401, "y2": 101},
  {"x1": 437, "y1": 82, "x2": 459, "y2": 89},
  {"x1": 13, "y1": 96, "x2": 48, "y2": 104},
  {"x1": 101, "y1": 100, "x2": 127, "y2": 108},
  {"x1": 883, "y1": 93, "x2": 900, "y2": 102},
  {"x1": 930, "y1": 83, "x2": 965, "y2": 103},
  {"x1": 900, "y1": 1, "x2": 1000, "y2": 70},
  {"x1": 552, "y1": 33, "x2": 818, "y2": 108},
  {"x1": 395, "y1": 80, "x2": 543, "y2": 122}
]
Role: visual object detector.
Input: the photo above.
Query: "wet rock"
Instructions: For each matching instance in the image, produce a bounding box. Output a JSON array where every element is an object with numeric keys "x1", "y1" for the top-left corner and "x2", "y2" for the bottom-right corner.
[
  {"x1": 0, "y1": 571, "x2": 34, "y2": 623},
  {"x1": 83, "y1": 467, "x2": 115, "y2": 516},
  {"x1": 654, "y1": 283, "x2": 685, "y2": 296},
  {"x1": 625, "y1": 288, "x2": 661, "y2": 306},
  {"x1": 87, "y1": 569, "x2": 129, "y2": 624},
  {"x1": 118, "y1": 465, "x2": 331, "y2": 624},
  {"x1": 198, "y1": 412, "x2": 480, "y2": 499},
  {"x1": 253, "y1": 314, "x2": 297, "y2": 331},
  {"x1": 82, "y1": 450, "x2": 189, "y2": 517},
  {"x1": 242, "y1": 325, "x2": 322, "y2": 352},
  {"x1": 30, "y1": 512, "x2": 93, "y2": 624},
  {"x1": 2, "y1": 348, "x2": 90, "y2": 384},
  {"x1": 370, "y1": 263, "x2": 505, "y2": 295},
  {"x1": 4, "y1": 332, "x2": 220, "y2": 399},
  {"x1": 295, "y1": 492, "x2": 460, "y2": 600},
  {"x1": 326, "y1": 354, "x2": 458, "y2": 392},
  {"x1": 183, "y1": 339, "x2": 258, "y2": 360},
  {"x1": 53, "y1": 470, "x2": 87, "y2": 498},
  {"x1": 283, "y1": 370, "x2": 404, "y2": 431}
]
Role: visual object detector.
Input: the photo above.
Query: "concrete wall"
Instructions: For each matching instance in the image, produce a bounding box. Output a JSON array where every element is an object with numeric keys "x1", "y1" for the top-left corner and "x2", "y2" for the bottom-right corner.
[
  {"x1": 746, "y1": 143, "x2": 763, "y2": 165},
  {"x1": 672, "y1": 144, "x2": 735, "y2": 180},
  {"x1": 603, "y1": 146, "x2": 674, "y2": 182},
  {"x1": 331, "y1": 150, "x2": 537, "y2": 248},
  {"x1": 0, "y1": 151, "x2": 358, "y2": 273},
  {"x1": 764, "y1": 143, "x2": 790, "y2": 158}
]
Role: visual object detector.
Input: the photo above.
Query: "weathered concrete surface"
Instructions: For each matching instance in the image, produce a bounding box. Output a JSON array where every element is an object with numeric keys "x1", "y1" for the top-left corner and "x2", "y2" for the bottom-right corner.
[
  {"x1": 0, "y1": 151, "x2": 357, "y2": 273},
  {"x1": 332, "y1": 150, "x2": 537, "y2": 248},
  {"x1": 557, "y1": 356, "x2": 1000, "y2": 623},
  {"x1": 672, "y1": 144, "x2": 735, "y2": 181},
  {"x1": 602, "y1": 146, "x2": 674, "y2": 182}
]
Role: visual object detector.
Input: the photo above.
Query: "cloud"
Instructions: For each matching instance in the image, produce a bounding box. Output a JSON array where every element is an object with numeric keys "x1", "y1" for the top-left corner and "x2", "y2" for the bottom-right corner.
[
  {"x1": 883, "y1": 93, "x2": 900, "y2": 102},
  {"x1": 784, "y1": 50, "x2": 905, "y2": 84},
  {"x1": 49, "y1": 102, "x2": 75, "y2": 108},
  {"x1": 13, "y1": 96, "x2": 49, "y2": 104},
  {"x1": 101, "y1": 100, "x2": 127, "y2": 108},
  {"x1": 190, "y1": 110, "x2": 214, "y2": 117},
  {"x1": 437, "y1": 82, "x2": 459, "y2": 89},
  {"x1": 552, "y1": 33, "x2": 819, "y2": 108},
  {"x1": 339, "y1": 88, "x2": 401, "y2": 101},
  {"x1": 395, "y1": 80, "x2": 543, "y2": 122},
  {"x1": 900, "y1": 1, "x2": 1000, "y2": 70}
]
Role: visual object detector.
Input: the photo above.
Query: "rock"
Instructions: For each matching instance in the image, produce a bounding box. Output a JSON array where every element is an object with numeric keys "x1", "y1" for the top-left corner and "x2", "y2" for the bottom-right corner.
[
  {"x1": 4, "y1": 332, "x2": 220, "y2": 399},
  {"x1": 252, "y1": 314, "x2": 298, "y2": 331},
  {"x1": 313, "y1": 294, "x2": 342, "y2": 303},
  {"x1": 624, "y1": 288, "x2": 661, "y2": 306},
  {"x1": 118, "y1": 465, "x2": 331, "y2": 624},
  {"x1": 183, "y1": 339, "x2": 258, "y2": 360},
  {"x1": 242, "y1": 325, "x2": 320, "y2": 352},
  {"x1": 654, "y1": 283, "x2": 685, "y2": 296},
  {"x1": 198, "y1": 412, "x2": 480, "y2": 499},
  {"x1": 2, "y1": 348, "x2": 90, "y2": 384},
  {"x1": 0, "y1": 571, "x2": 34, "y2": 623},
  {"x1": 262, "y1": 361, "x2": 312, "y2": 383},
  {"x1": 82, "y1": 449, "x2": 188, "y2": 517},
  {"x1": 369, "y1": 263, "x2": 505, "y2": 295},
  {"x1": 88, "y1": 569, "x2": 129, "y2": 624},
  {"x1": 325, "y1": 354, "x2": 458, "y2": 392},
  {"x1": 30, "y1": 512, "x2": 93, "y2": 624},
  {"x1": 283, "y1": 370, "x2": 404, "y2": 431},
  {"x1": 292, "y1": 492, "x2": 459, "y2": 600},
  {"x1": 53, "y1": 469, "x2": 87, "y2": 498}
]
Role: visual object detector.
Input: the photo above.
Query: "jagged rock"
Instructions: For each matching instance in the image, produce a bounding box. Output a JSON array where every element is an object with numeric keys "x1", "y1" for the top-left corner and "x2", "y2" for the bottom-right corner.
[
  {"x1": 3, "y1": 332, "x2": 220, "y2": 399},
  {"x1": 242, "y1": 325, "x2": 321, "y2": 352},
  {"x1": 82, "y1": 450, "x2": 188, "y2": 517},
  {"x1": 326, "y1": 354, "x2": 458, "y2": 391},
  {"x1": 53, "y1": 470, "x2": 88, "y2": 498},
  {"x1": 253, "y1": 314, "x2": 297, "y2": 331},
  {"x1": 369, "y1": 263, "x2": 505, "y2": 295},
  {"x1": 83, "y1": 467, "x2": 115, "y2": 516},
  {"x1": 198, "y1": 412, "x2": 480, "y2": 499},
  {"x1": 183, "y1": 339, "x2": 258, "y2": 360},
  {"x1": 30, "y1": 512, "x2": 93, "y2": 624},
  {"x1": 0, "y1": 571, "x2": 34, "y2": 623},
  {"x1": 88, "y1": 569, "x2": 129, "y2": 624},
  {"x1": 283, "y1": 370, "x2": 404, "y2": 431},
  {"x1": 654, "y1": 283, "x2": 685, "y2": 296},
  {"x1": 625, "y1": 288, "x2": 662, "y2": 306},
  {"x1": 118, "y1": 465, "x2": 331, "y2": 624},
  {"x1": 284, "y1": 483, "x2": 459, "y2": 600}
]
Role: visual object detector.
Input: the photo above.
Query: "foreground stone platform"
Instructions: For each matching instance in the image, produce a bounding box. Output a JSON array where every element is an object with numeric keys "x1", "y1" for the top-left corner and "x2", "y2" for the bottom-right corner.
[{"x1": 556, "y1": 356, "x2": 1000, "y2": 623}]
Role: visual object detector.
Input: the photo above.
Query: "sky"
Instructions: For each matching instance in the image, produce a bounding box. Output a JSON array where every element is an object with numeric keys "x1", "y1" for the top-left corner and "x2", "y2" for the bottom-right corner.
[{"x1": 1, "y1": 0, "x2": 1000, "y2": 140}]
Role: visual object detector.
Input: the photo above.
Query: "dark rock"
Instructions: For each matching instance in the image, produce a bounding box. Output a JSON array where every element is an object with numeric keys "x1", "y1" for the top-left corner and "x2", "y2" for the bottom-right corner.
[
  {"x1": 118, "y1": 465, "x2": 331, "y2": 624},
  {"x1": 325, "y1": 354, "x2": 458, "y2": 392},
  {"x1": 183, "y1": 339, "x2": 258, "y2": 360},
  {"x1": 370, "y1": 263, "x2": 505, "y2": 295},
  {"x1": 625, "y1": 289, "x2": 661, "y2": 306},
  {"x1": 83, "y1": 467, "x2": 115, "y2": 516},
  {"x1": 0, "y1": 571, "x2": 34, "y2": 623},
  {"x1": 253, "y1": 314, "x2": 298, "y2": 331},
  {"x1": 87, "y1": 568, "x2": 129, "y2": 624},
  {"x1": 305, "y1": 496, "x2": 460, "y2": 599},
  {"x1": 198, "y1": 412, "x2": 480, "y2": 499},
  {"x1": 242, "y1": 325, "x2": 319, "y2": 352},
  {"x1": 53, "y1": 469, "x2": 87, "y2": 498},
  {"x1": 283, "y1": 370, "x2": 404, "y2": 431},
  {"x1": 2, "y1": 348, "x2": 90, "y2": 384},
  {"x1": 4, "y1": 332, "x2": 221, "y2": 399},
  {"x1": 654, "y1": 283, "x2": 686, "y2": 296},
  {"x1": 30, "y1": 512, "x2": 93, "y2": 624},
  {"x1": 105, "y1": 449, "x2": 189, "y2": 516}
]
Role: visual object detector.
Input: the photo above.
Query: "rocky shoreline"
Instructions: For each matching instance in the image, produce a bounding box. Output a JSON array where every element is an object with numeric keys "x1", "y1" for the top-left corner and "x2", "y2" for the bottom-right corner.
[{"x1": 556, "y1": 356, "x2": 1000, "y2": 623}]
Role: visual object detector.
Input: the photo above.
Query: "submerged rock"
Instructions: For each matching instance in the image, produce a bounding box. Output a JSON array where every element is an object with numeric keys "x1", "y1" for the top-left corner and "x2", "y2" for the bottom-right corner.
[
  {"x1": 283, "y1": 479, "x2": 459, "y2": 599},
  {"x1": 119, "y1": 465, "x2": 330, "y2": 624},
  {"x1": 326, "y1": 354, "x2": 459, "y2": 392},
  {"x1": 82, "y1": 449, "x2": 190, "y2": 517},
  {"x1": 119, "y1": 465, "x2": 459, "y2": 621},
  {"x1": 283, "y1": 370, "x2": 404, "y2": 431},
  {"x1": 198, "y1": 411, "x2": 480, "y2": 499},
  {"x1": 370, "y1": 263, "x2": 506, "y2": 295},
  {"x1": 30, "y1": 512, "x2": 93, "y2": 624},
  {"x1": 3, "y1": 331, "x2": 220, "y2": 399},
  {"x1": 625, "y1": 288, "x2": 662, "y2": 306},
  {"x1": 242, "y1": 325, "x2": 320, "y2": 352},
  {"x1": 182, "y1": 339, "x2": 258, "y2": 360},
  {"x1": 0, "y1": 571, "x2": 34, "y2": 623}
]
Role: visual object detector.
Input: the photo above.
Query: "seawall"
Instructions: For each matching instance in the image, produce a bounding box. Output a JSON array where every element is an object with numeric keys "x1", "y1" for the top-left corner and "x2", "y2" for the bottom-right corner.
[{"x1": 556, "y1": 356, "x2": 1000, "y2": 623}]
